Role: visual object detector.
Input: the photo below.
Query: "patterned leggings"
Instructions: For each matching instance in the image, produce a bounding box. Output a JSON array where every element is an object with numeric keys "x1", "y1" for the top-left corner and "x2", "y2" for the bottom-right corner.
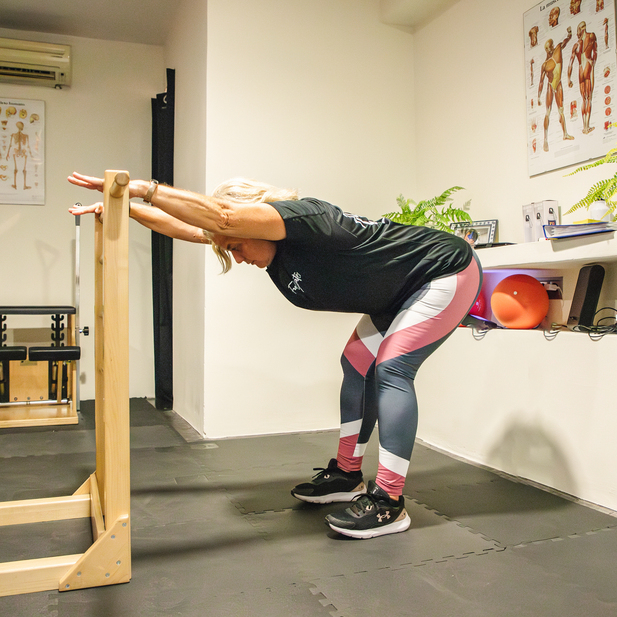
[{"x1": 336, "y1": 254, "x2": 482, "y2": 496}]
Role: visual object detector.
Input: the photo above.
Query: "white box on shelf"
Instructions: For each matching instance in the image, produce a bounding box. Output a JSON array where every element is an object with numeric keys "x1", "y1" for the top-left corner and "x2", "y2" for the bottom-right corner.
[
  {"x1": 522, "y1": 201, "x2": 559, "y2": 241},
  {"x1": 522, "y1": 203, "x2": 536, "y2": 242}
]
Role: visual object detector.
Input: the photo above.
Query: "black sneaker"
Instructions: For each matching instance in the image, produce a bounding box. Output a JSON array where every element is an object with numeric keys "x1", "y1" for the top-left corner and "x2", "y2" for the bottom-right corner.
[
  {"x1": 325, "y1": 480, "x2": 410, "y2": 539},
  {"x1": 291, "y1": 459, "x2": 366, "y2": 504}
]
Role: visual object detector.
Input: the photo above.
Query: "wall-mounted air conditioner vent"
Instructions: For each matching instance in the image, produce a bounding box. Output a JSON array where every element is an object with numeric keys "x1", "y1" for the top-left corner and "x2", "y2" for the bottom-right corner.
[{"x1": 0, "y1": 38, "x2": 71, "y2": 88}]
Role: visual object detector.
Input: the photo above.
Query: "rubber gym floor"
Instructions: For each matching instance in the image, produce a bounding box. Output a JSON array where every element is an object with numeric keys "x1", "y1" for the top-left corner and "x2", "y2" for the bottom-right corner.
[{"x1": 0, "y1": 397, "x2": 616, "y2": 616}]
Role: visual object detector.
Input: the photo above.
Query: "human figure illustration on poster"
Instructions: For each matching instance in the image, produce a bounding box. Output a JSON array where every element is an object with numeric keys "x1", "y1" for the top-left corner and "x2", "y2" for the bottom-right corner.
[
  {"x1": 0, "y1": 99, "x2": 44, "y2": 205},
  {"x1": 568, "y1": 21, "x2": 598, "y2": 135},
  {"x1": 538, "y1": 26, "x2": 574, "y2": 151},
  {"x1": 524, "y1": 0, "x2": 617, "y2": 176},
  {"x1": 6, "y1": 121, "x2": 33, "y2": 190}
]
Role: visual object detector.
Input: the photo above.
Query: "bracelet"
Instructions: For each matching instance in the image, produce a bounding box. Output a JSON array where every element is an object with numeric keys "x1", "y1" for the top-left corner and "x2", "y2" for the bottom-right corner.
[{"x1": 143, "y1": 179, "x2": 159, "y2": 203}]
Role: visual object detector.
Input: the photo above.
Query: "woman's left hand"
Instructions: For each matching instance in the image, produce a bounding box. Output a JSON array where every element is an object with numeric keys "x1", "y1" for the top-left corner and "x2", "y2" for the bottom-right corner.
[{"x1": 68, "y1": 201, "x2": 104, "y2": 221}]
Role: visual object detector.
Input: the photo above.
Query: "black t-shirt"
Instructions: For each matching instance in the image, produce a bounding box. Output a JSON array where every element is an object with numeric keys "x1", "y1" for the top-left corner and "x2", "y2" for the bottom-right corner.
[{"x1": 266, "y1": 198, "x2": 473, "y2": 317}]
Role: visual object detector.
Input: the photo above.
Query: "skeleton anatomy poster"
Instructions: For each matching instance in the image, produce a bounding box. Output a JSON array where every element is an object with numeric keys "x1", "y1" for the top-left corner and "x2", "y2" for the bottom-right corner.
[
  {"x1": 0, "y1": 98, "x2": 45, "y2": 205},
  {"x1": 525, "y1": 0, "x2": 617, "y2": 176}
]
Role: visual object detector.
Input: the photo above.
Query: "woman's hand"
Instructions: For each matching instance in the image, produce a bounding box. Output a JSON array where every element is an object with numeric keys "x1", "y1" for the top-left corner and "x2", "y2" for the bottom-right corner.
[
  {"x1": 69, "y1": 171, "x2": 147, "y2": 200},
  {"x1": 68, "y1": 172, "x2": 105, "y2": 193},
  {"x1": 68, "y1": 202, "x2": 104, "y2": 221}
]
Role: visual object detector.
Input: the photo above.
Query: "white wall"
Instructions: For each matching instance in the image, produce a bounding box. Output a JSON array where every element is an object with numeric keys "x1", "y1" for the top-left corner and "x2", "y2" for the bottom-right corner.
[
  {"x1": 0, "y1": 28, "x2": 164, "y2": 399},
  {"x1": 419, "y1": 326, "x2": 617, "y2": 511},
  {"x1": 164, "y1": 0, "x2": 208, "y2": 434},
  {"x1": 413, "y1": 0, "x2": 613, "y2": 238},
  {"x1": 164, "y1": 0, "x2": 416, "y2": 437},
  {"x1": 0, "y1": 3, "x2": 416, "y2": 437},
  {"x1": 412, "y1": 0, "x2": 617, "y2": 511}
]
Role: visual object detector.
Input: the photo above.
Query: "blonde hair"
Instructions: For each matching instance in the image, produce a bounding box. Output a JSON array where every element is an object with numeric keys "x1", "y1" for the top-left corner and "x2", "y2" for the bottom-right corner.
[{"x1": 206, "y1": 178, "x2": 299, "y2": 273}]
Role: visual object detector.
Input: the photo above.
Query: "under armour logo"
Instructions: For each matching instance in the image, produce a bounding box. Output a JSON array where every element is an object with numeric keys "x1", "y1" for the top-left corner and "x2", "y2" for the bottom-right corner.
[
  {"x1": 288, "y1": 272, "x2": 303, "y2": 294},
  {"x1": 377, "y1": 512, "x2": 391, "y2": 523}
]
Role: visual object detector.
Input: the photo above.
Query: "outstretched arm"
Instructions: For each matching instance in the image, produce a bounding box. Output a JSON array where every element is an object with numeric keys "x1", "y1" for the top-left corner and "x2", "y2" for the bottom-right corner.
[
  {"x1": 68, "y1": 201, "x2": 211, "y2": 244},
  {"x1": 68, "y1": 172, "x2": 287, "y2": 241}
]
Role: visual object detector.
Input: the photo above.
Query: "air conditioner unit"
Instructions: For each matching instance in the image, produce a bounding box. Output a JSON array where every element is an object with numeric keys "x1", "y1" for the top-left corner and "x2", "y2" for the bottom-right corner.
[{"x1": 0, "y1": 38, "x2": 71, "y2": 88}]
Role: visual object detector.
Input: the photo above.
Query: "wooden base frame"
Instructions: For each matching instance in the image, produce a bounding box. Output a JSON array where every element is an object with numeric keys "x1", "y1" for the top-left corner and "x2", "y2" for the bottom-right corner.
[
  {"x1": 0, "y1": 402, "x2": 78, "y2": 428},
  {"x1": 0, "y1": 171, "x2": 132, "y2": 597}
]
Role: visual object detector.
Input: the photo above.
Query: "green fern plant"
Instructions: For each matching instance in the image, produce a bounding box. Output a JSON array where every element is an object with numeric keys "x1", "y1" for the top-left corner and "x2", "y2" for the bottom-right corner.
[
  {"x1": 565, "y1": 125, "x2": 617, "y2": 216},
  {"x1": 383, "y1": 186, "x2": 472, "y2": 232}
]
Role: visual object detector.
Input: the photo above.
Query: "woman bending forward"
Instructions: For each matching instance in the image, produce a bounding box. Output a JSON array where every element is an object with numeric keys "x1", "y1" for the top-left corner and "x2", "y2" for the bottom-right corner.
[{"x1": 68, "y1": 172, "x2": 482, "y2": 540}]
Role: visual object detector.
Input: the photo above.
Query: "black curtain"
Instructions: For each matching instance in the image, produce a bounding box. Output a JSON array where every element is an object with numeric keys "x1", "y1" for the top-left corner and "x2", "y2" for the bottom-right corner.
[{"x1": 150, "y1": 68, "x2": 175, "y2": 410}]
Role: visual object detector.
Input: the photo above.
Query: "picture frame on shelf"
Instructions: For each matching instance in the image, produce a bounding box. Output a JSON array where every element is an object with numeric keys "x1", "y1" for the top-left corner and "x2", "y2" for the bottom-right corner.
[{"x1": 450, "y1": 219, "x2": 498, "y2": 248}]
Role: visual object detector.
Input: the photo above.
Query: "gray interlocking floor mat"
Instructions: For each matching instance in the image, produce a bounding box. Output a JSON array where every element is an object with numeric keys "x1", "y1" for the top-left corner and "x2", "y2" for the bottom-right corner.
[
  {"x1": 411, "y1": 476, "x2": 617, "y2": 545},
  {"x1": 0, "y1": 398, "x2": 615, "y2": 617},
  {"x1": 312, "y1": 543, "x2": 617, "y2": 617}
]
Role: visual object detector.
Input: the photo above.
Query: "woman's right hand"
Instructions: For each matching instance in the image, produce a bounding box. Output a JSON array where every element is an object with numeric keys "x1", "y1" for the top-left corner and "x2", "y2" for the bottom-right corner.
[
  {"x1": 69, "y1": 171, "x2": 147, "y2": 200},
  {"x1": 68, "y1": 172, "x2": 105, "y2": 193}
]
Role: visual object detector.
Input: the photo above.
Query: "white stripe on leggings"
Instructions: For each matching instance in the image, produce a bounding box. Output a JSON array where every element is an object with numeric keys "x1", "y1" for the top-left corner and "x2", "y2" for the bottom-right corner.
[
  {"x1": 340, "y1": 419, "x2": 363, "y2": 438},
  {"x1": 356, "y1": 315, "x2": 383, "y2": 357},
  {"x1": 378, "y1": 444, "x2": 410, "y2": 477},
  {"x1": 386, "y1": 274, "x2": 458, "y2": 336},
  {"x1": 353, "y1": 441, "x2": 369, "y2": 457}
]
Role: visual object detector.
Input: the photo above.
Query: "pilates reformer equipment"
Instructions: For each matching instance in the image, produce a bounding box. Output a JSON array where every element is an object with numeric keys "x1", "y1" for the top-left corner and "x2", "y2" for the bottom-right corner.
[
  {"x1": 0, "y1": 170, "x2": 132, "y2": 596},
  {"x1": 0, "y1": 306, "x2": 81, "y2": 427},
  {"x1": 0, "y1": 207, "x2": 88, "y2": 428}
]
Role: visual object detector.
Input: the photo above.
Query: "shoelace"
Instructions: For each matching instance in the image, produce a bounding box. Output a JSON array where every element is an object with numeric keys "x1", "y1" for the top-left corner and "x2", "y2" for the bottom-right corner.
[
  {"x1": 348, "y1": 492, "x2": 382, "y2": 515},
  {"x1": 311, "y1": 465, "x2": 335, "y2": 480}
]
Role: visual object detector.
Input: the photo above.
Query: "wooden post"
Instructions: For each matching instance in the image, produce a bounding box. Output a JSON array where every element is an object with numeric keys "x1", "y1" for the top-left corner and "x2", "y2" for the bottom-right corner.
[
  {"x1": 94, "y1": 194, "x2": 106, "y2": 508},
  {"x1": 0, "y1": 171, "x2": 132, "y2": 596},
  {"x1": 61, "y1": 170, "x2": 132, "y2": 590},
  {"x1": 101, "y1": 170, "x2": 131, "y2": 526}
]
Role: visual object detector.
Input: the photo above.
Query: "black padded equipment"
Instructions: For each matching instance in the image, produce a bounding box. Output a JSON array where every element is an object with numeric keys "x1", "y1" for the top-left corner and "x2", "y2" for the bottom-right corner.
[
  {"x1": 0, "y1": 306, "x2": 76, "y2": 315},
  {"x1": 0, "y1": 346, "x2": 27, "y2": 362},
  {"x1": 28, "y1": 346, "x2": 81, "y2": 362}
]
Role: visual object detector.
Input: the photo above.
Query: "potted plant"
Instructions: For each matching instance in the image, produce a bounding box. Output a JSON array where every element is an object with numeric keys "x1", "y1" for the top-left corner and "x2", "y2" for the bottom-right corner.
[
  {"x1": 565, "y1": 131, "x2": 617, "y2": 220},
  {"x1": 383, "y1": 186, "x2": 472, "y2": 232}
]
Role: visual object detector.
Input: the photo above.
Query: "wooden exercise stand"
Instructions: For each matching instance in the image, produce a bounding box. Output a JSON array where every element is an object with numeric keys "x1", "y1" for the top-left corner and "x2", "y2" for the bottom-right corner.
[{"x1": 0, "y1": 171, "x2": 131, "y2": 596}]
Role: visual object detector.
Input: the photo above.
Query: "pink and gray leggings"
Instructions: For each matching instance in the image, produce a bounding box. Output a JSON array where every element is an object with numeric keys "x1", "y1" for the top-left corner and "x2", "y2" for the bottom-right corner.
[{"x1": 336, "y1": 254, "x2": 482, "y2": 497}]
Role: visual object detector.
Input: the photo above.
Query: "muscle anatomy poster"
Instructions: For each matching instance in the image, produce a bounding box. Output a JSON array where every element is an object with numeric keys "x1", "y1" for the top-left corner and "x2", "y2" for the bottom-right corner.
[
  {"x1": 0, "y1": 98, "x2": 45, "y2": 205},
  {"x1": 525, "y1": 0, "x2": 617, "y2": 176}
]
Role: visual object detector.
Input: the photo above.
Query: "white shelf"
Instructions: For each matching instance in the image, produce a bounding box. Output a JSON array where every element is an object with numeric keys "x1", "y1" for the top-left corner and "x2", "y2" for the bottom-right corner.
[{"x1": 476, "y1": 232, "x2": 617, "y2": 269}]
